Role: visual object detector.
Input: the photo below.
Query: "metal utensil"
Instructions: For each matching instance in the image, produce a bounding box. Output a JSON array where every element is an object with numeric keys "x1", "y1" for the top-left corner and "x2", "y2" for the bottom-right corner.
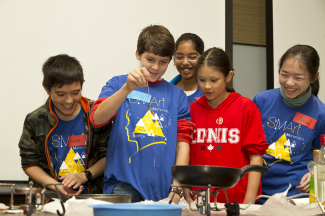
[
  {"x1": 147, "y1": 82, "x2": 154, "y2": 115},
  {"x1": 75, "y1": 194, "x2": 131, "y2": 203},
  {"x1": 172, "y1": 165, "x2": 268, "y2": 188},
  {"x1": 42, "y1": 183, "x2": 65, "y2": 216}
]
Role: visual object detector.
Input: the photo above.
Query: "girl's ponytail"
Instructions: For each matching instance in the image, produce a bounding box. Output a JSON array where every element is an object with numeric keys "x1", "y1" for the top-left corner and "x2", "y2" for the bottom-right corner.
[
  {"x1": 226, "y1": 83, "x2": 236, "y2": 93},
  {"x1": 311, "y1": 78, "x2": 319, "y2": 97}
]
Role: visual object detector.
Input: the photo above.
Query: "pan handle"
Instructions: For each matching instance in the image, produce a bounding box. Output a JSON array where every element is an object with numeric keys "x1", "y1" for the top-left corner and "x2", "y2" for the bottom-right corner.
[{"x1": 240, "y1": 165, "x2": 268, "y2": 178}]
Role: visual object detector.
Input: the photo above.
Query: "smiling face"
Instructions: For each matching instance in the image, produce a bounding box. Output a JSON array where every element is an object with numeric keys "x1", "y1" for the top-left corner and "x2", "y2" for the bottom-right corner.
[
  {"x1": 174, "y1": 41, "x2": 200, "y2": 80},
  {"x1": 198, "y1": 66, "x2": 233, "y2": 108},
  {"x1": 136, "y1": 51, "x2": 171, "y2": 82},
  {"x1": 44, "y1": 82, "x2": 82, "y2": 120},
  {"x1": 279, "y1": 58, "x2": 313, "y2": 99}
]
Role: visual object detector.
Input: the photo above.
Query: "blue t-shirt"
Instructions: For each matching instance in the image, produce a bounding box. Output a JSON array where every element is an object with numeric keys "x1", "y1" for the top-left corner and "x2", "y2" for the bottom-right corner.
[
  {"x1": 170, "y1": 74, "x2": 203, "y2": 104},
  {"x1": 49, "y1": 102, "x2": 88, "y2": 194},
  {"x1": 253, "y1": 88, "x2": 325, "y2": 203},
  {"x1": 99, "y1": 75, "x2": 191, "y2": 201}
]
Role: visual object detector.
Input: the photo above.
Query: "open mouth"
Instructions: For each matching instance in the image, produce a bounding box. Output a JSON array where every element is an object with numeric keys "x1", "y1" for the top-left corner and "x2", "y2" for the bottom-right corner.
[
  {"x1": 63, "y1": 104, "x2": 74, "y2": 110},
  {"x1": 181, "y1": 68, "x2": 193, "y2": 74},
  {"x1": 285, "y1": 87, "x2": 297, "y2": 94}
]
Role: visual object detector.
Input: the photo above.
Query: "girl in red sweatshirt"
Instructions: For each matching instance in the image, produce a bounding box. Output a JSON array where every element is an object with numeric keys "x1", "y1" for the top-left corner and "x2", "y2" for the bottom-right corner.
[{"x1": 190, "y1": 47, "x2": 268, "y2": 204}]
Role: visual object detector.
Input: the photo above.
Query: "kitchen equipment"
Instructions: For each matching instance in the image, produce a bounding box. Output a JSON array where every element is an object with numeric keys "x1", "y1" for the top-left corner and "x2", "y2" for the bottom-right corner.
[
  {"x1": 41, "y1": 183, "x2": 66, "y2": 216},
  {"x1": 171, "y1": 165, "x2": 268, "y2": 216},
  {"x1": 0, "y1": 183, "x2": 15, "y2": 210},
  {"x1": 0, "y1": 182, "x2": 66, "y2": 216},
  {"x1": 14, "y1": 182, "x2": 44, "y2": 216},
  {"x1": 172, "y1": 165, "x2": 268, "y2": 188},
  {"x1": 75, "y1": 194, "x2": 131, "y2": 203},
  {"x1": 90, "y1": 203, "x2": 184, "y2": 216}
]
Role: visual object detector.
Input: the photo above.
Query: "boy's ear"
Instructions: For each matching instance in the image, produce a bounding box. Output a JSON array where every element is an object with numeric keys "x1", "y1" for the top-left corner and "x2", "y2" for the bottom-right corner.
[
  {"x1": 135, "y1": 50, "x2": 141, "y2": 60},
  {"x1": 42, "y1": 82, "x2": 51, "y2": 96}
]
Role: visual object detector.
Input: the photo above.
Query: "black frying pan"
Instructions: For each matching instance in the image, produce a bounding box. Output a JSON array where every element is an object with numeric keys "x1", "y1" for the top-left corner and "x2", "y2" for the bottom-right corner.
[{"x1": 172, "y1": 165, "x2": 268, "y2": 188}]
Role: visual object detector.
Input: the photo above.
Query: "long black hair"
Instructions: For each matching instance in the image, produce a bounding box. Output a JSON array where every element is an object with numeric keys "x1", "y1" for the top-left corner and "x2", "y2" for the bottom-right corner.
[
  {"x1": 175, "y1": 33, "x2": 204, "y2": 54},
  {"x1": 279, "y1": 45, "x2": 320, "y2": 97}
]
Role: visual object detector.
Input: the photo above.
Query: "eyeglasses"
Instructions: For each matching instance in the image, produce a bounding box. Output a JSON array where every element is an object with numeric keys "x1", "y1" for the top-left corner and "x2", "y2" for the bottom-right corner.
[{"x1": 173, "y1": 55, "x2": 200, "y2": 62}]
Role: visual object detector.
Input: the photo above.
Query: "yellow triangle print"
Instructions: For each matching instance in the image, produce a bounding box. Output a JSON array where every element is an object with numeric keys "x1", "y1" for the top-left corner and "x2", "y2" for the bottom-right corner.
[
  {"x1": 265, "y1": 134, "x2": 291, "y2": 162},
  {"x1": 134, "y1": 119, "x2": 148, "y2": 134},
  {"x1": 134, "y1": 110, "x2": 164, "y2": 137},
  {"x1": 59, "y1": 148, "x2": 85, "y2": 176}
]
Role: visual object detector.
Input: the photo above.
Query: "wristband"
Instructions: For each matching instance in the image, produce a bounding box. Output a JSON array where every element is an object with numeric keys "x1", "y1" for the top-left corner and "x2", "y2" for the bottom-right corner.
[
  {"x1": 83, "y1": 170, "x2": 93, "y2": 182},
  {"x1": 169, "y1": 187, "x2": 183, "y2": 198}
]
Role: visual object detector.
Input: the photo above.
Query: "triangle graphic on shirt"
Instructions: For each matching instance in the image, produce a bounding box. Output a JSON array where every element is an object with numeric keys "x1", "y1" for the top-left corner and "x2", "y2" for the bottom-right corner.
[
  {"x1": 58, "y1": 148, "x2": 85, "y2": 176},
  {"x1": 148, "y1": 129, "x2": 155, "y2": 136},
  {"x1": 134, "y1": 110, "x2": 164, "y2": 137},
  {"x1": 159, "y1": 114, "x2": 165, "y2": 121},
  {"x1": 265, "y1": 133, "x2": 291, "y2": 162},
  {"x1": 60, "y1": 161, "x2": 68, "y2": 170},
  {"x1": 74, "y1": 152, "x2": 81, "y2": 160},
  {"x1": 152, "y1": 113, "x2": 159, "y2": 120}
]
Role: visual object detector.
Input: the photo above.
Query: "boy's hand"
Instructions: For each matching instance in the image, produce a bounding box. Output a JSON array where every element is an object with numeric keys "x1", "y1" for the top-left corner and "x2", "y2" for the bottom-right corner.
[
  {"x1": 125, "y1": 67, "x2": 150, "y2": 91},
  {"x1": 59, "y1": 173, "x2": 86, "y2": 189},
  {"x1": 56, "y1": 184, "x2": 84, "y2": 196}
]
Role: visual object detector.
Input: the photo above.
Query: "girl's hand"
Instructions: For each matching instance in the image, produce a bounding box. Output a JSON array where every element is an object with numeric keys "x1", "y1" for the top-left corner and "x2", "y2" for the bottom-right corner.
[
  {"x1": 296, "y1": 172, "x2": 311, "y2": 192},
  {"x1": 125, "y1": 67, "x2": 150, "y2": 92}
]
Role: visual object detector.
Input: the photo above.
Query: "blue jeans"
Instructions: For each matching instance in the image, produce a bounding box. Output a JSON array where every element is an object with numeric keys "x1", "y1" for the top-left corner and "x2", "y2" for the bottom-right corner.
[{"x1": 112, "y1": 183, "x2": 144, "y2": 203}]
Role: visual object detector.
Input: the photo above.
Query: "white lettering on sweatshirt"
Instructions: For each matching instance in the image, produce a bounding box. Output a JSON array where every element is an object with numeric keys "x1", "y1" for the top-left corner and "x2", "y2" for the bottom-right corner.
[{"x1": 192, "y1": 128, "x2": 240, "y2": 144}]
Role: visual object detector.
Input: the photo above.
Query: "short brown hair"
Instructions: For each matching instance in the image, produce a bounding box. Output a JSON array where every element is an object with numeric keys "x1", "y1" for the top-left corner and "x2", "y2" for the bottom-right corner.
[
  {"x1": 137, "y1": 25, "x2": 175, "y2": 59},
  {"x1": 42, "y1": 54, "x2": 84, "y2": 91}
]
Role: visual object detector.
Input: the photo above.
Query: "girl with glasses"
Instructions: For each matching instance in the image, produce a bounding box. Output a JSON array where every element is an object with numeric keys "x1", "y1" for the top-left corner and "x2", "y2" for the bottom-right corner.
[{"x1": 170, "y1": 33, "x2": 204, "y2": 104}]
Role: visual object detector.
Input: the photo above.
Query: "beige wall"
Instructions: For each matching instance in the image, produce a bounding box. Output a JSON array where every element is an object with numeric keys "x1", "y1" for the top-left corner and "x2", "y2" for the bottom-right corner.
[
  {"x1": 233, "y1": 44, "x2": 267, "y2": 100},
  {"x1": 273, "y1": 0, "x2": 325, "y2": 102}
]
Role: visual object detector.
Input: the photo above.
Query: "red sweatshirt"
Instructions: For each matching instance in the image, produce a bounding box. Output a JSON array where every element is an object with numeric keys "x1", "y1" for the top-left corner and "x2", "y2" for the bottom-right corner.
[{"x1": 190, "y1": 93, "x2": 268, "y2": 204}]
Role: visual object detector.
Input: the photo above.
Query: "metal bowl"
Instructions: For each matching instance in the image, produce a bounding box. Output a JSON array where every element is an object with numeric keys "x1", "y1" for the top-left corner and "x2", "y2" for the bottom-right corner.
[
  {"x1": 14, "y1": 187, "x2": 43, "y2": 194},
  {"x1": 75, "y1": 194, "x2": 131, "y2": 203}
]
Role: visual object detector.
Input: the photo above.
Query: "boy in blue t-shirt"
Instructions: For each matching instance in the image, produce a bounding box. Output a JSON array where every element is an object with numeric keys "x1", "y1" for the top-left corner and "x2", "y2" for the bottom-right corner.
[
  {"x1": 19, "y1": 54, "x2": 111, "y2": 197},
  {"x1": 90, "y1": 25, "x2": 195, "y2": 203}
]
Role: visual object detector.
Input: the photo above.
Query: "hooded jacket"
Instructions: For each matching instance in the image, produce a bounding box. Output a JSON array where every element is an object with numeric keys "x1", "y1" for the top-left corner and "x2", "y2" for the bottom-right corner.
[
  {"x1": 19, "y1": 96, "x2": 112, "y2": 194},
  {"x1": 190, "y1": 93, "x2": 268, "y2": 203}
]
